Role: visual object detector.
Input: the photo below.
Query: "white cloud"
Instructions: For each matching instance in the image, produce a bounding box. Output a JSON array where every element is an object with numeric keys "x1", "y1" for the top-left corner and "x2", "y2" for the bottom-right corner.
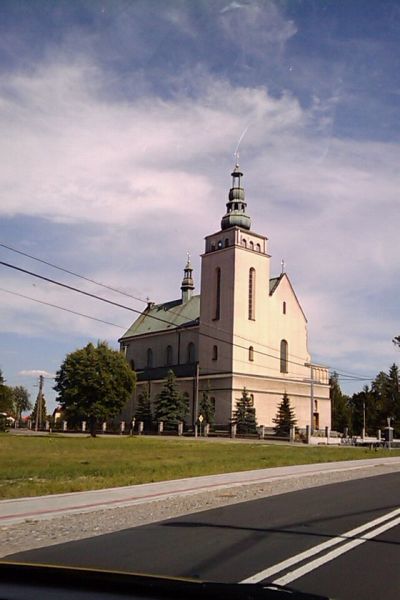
[
  {"x1": 18, "y1": 369, "x2": 55, "y2": 378},
  {"x1": 1, "y1": 55, "x2": 399, "y2": 389}
]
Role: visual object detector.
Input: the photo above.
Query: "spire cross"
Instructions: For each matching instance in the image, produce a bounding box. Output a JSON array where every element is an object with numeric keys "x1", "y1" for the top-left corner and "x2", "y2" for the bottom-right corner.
[{"x1": 281, "y1": 259, "x2": 286, "y2": 274}]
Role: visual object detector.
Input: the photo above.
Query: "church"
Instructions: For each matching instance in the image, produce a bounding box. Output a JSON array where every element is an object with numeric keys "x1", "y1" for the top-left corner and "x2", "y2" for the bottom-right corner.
[{"x1": 119, "y1": 164, "x2": 330, "y2": 430}]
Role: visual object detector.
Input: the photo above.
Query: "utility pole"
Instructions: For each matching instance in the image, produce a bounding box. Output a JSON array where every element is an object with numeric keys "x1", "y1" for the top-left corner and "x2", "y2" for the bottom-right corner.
[
  {"x1": 35, "y1": 374, "x2": 44, "y2": 431},
  {"x1": 194, "y1": 361, "x2": 199, "y2": 437}
]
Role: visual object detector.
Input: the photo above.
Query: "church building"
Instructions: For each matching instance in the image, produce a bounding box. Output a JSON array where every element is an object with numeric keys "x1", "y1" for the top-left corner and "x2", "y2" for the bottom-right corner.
[{"x1": 119, "y1": 164, "x2": 330, "y2": 430}]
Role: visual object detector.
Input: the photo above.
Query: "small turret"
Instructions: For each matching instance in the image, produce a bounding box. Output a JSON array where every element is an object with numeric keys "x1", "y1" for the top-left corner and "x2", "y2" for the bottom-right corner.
[
  {"x1": 221, "y1": 163, "x2": 251, "y2": 231},
  {"x1": 181, "y1": 254, "x2": 195, "y2": 303}
]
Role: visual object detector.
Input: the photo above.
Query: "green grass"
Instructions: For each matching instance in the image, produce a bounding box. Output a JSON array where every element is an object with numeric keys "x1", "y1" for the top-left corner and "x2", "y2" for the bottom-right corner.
[{"x1": 1, "y1": 434, "x2": 399, "y2": 499}]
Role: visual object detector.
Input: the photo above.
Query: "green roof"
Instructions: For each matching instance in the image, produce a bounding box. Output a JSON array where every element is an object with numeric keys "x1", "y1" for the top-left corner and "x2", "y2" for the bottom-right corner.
[{"x1": 119, "y1": 295, "x2": 200, "y2": 340}]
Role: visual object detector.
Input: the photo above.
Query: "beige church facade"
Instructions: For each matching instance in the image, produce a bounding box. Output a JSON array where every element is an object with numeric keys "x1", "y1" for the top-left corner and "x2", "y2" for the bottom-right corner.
[{"x1": 119, "y1": 165, "x2": 330, "y2": 431}]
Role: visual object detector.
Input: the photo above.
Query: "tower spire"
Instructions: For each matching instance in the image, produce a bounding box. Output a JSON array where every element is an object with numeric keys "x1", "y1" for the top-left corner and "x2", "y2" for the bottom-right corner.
[
  {"x1": 181, "y1": 253, "x2": 195, "y2": 303},
  {"x1": 221, "y1": 162, "x2": 251, "y2": 231}
]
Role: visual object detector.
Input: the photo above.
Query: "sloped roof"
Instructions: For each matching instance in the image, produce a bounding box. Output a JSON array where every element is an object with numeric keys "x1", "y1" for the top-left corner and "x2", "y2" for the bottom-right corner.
[{"x1": 119, "y1": 295, "x2": 200, "y2": 340}]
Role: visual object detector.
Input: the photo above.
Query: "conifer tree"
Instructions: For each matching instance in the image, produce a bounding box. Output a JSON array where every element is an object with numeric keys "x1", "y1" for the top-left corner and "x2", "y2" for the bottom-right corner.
[
  {"x1": 273, "y1": 393, "x2": 296, "y2": 436},
  {"x1": 330, "y1": 372, "x2": 350, "y2": 432},
  {"x1": 135, "y1": 388, "x2": 153, "y2": 430},
  {"x1": 232, "y1": 388, "x2": 257, "y2": 434},
  {"x1": 31, "y1": 394, "x2": 47, "y2": 429},
  {"x1": 199, "y1": 386, "x2": 215, "y2": 425},
  {"x1": 154, "y1": 370, "x2": 188, "y2": 430}
]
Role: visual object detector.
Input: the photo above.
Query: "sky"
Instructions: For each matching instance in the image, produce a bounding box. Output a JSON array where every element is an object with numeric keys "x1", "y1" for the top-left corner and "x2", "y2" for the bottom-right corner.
[{"x1": 0, "y1": 0, "x2": 399, "y2": 412}]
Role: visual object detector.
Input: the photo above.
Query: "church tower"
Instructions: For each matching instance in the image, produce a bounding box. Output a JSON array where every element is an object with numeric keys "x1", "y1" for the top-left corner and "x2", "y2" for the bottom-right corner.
[{"x1": 199, "y1": 164, "x2": 271, "y2": 381}]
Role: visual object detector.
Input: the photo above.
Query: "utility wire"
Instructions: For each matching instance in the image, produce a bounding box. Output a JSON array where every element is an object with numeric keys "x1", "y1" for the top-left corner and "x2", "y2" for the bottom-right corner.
[
  {"x1": 0, "y1": 259, "x2": 375, "y2": 382},
  {"x1": 0, "y1": 241, "x2": 316, "y2": 364},
  {"x1": 0, "y1": 260, "x2": 314, "y2": 371},
  {"x1": 0, "y1": 242, "x2": 146, "y2": 304},
  {"x1": 0, "y1": 287, "x2": 126, "y2": 329}
]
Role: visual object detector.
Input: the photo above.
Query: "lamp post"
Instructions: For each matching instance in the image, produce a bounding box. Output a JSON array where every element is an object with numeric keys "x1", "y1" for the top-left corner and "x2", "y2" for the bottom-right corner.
[{"x1": 304, "y1": 362, "x2": 314, "y2": 435}]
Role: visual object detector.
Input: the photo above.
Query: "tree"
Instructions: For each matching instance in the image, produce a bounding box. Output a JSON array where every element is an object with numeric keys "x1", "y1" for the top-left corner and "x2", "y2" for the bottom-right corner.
[
  {"x1": 273, "y1": 393, "x2": 297, "y2": 436},
  {"x1": 330, "y1": 372, "x2": 350, "y2": 432},
  {"x1": 31, "y1": 394, "x2": 47, "y2": 429},
  {"x1": 0, "y1": 368, "x2": 14, "y2": 416},
  {"x1": 232, "y1": 388, "x2": 257, "y2": 434},
  {"x1": 393, "y1": 335, "x2": 400, "y2": 348},
  {"x1": 54, "y1": 341, "x2": 136, "y2": 437},
  {"x1": 13, "y1": 386, "x2": 32, "y2": 421},
  {"x1": 135, "y1": 388, "x2": 153, "y2": 430},
  {"x1": 199, "y1": 386, "x2": 215, "y2": 426},
  {"x1": 154, "y1": 370, "x2": 188, "y2": 429}
]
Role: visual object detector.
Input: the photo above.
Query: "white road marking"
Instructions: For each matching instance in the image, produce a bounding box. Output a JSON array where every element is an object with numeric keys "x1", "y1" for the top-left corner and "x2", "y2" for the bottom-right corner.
[
  {"x1": 273, "y1": 513, "x2": 400, "y2": 586},
  {"x1": 240, "y1": 506, "x2": 400, "y2": 584}
]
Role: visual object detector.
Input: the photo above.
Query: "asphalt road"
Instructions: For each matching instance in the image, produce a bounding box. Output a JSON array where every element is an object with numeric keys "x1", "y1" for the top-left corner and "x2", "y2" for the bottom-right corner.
[{"x1": 7, "y1": 472, "x2": 400, "y2": 599}]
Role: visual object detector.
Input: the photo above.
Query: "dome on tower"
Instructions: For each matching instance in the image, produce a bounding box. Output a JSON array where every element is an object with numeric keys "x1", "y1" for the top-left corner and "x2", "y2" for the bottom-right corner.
[{"x1": 221, "y1": 164, "x2": 251, "y2": 231}]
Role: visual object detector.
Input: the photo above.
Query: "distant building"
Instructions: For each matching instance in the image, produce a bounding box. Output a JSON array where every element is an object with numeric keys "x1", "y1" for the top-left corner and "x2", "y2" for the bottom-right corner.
[{"x1": 119, "y1": 164, "x2": 330, "y2": 430}]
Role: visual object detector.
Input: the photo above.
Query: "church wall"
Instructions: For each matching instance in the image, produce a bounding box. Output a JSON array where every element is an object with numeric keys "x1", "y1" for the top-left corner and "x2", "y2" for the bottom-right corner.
[{"x1": 232, "y1": 374, "x2": 331, "y2": 430}]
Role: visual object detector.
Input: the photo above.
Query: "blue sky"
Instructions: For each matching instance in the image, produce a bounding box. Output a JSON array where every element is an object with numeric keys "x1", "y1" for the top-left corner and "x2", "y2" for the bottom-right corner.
[{"x1": 1, "y1": 0, "x2": 399, "y2": 411}]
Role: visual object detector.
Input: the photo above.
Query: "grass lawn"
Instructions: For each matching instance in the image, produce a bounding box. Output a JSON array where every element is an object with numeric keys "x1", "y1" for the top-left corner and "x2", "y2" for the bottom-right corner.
[{"x1": 1, "y1": 434, "x2": 399, "y2": 499}]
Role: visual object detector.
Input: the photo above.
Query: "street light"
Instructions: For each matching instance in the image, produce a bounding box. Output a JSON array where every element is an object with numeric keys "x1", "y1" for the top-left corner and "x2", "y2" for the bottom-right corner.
[{"x1": 304, "y1": 362, "x2": 314, "y2": 435}]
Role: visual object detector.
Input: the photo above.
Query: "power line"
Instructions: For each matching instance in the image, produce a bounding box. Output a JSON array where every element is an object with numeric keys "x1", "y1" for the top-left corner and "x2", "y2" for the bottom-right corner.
[
  {"x1": 0, "y1": 287, "x2": 126, "y2": 329},
  {"x1": 0, "y1": 259, "x2": 375, "y2": 382},
  {"x1": 0, "y1": 242, "x2": 146, "y2": 304},
  {"x1": 0, "y1": 241, "x2": 310, "y2": 363},
  {"x1": 0, "y1": 259, "x2": 312, "y2": 370}
]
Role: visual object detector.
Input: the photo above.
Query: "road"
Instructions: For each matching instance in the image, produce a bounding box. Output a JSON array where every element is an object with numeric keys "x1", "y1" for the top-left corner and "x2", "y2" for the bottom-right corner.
[{"x1": 6, "y1": 471, "x2": 400, "y2": 599}]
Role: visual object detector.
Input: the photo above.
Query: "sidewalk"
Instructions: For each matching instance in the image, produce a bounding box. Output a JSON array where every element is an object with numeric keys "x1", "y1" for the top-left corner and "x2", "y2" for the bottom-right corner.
[{"x1": 2, "y1": 456, "x2": 400, "y2": 526}]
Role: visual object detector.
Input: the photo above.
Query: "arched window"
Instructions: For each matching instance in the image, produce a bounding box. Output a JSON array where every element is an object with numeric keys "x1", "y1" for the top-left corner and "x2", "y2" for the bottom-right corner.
[
  {"x1": 211, "y1": 243, "x2": 216, "y2": 251},
  {"x1": 283, "y1": 301, "x2": 286, "y2": 315},
  {"x1": 146, "y1": 348, "x2": 153, "y2": 368},
  {"x1": 248, "y1": 346, "x2": 254, "y2": 361},
  {"x1": 130, "y1": 359, "x2": 135, "y2": 371},
  {"x1": 187, "y1": 342, "x2": 196, "y2": 363},
  {"x1": 256, "y1": 243, "x2": 261, "y2": 252},
  {"x1": 242, "y1": 238, "x2": 247, "y2": 248},
  {"x1": 214, "y1": 267, "x2": 221, "y2": 320},
  {"x1": 212, "y1": 345, "x2": 218, "y2": 361},
  {"x1": 248, "y1": 267, "x2": 255, "y2": 320},
  {"x1": 165, "y1": 345, "x2": 173, "y2": 366},
  {"x1": 280, "y1": 340, "x2": 288, "y2": 373},
  {"x1": 225, "y1": 238, "x2": 229, "y2": 247},
  {"x1": 249, "y1": 241, "x2": 254, "y2": 251}
]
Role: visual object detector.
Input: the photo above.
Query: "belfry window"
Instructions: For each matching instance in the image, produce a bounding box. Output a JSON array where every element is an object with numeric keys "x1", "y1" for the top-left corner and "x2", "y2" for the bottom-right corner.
[
  {"x1": 214, "y1": 267, "x2": 221, "y2": 320},
  {"x1": 248, "y1": 268, "x2": 255, "y2": 320},
  {"x1": 256, "y1": 243, "x2": 261, "y2": 252},
  {"x1": 146, "y1": 348, "x2": 153, "y2": 368},
  {"x1": 242, "y1": 239, "x2": 247, "y2": 248},
  {"x1": 280, "y1": 340, "x2": 288, "y2": 373},
  {"x1": 249, "y1": 241, "x2": 254, "y2": 251},
  {"x1": 283, "y1": 301, "x2": 286, "y2": 315}
]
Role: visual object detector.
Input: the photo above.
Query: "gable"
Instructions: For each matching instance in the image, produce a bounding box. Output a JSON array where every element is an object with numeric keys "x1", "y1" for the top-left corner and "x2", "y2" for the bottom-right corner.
[{"x1": 269, "y1": 274, "x2": 307, "y2": 322}]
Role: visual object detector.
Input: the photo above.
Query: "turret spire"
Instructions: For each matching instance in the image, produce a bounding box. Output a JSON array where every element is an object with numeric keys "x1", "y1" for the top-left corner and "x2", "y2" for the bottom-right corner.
[
  {"x1": 221, "y1": 163, "x2": 251, "y2": 231},
  {"x1": 181, "y1": 253, "x2": 195, "y2": 303}
]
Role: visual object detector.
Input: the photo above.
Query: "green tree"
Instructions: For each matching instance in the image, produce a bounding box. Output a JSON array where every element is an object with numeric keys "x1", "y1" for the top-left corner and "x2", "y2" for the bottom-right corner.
[
  {"x1": 135, "y1": 388, "x2": 153, "y2": 430},
  {"x1": 330, "y1": 372, "x2": 350, "y2": 432},
  {"x1": 273, "y1": 393, "x2": 297, "y2": 436},
  {"x1": 31, "y1": 394, "x2": 47, "y2": 429},
  {"x1": 54, "y1": 341, "x2": 136, "y2": 437},
  {"x1": 199, "y1": 386, "x2": 215, "y2": 426},
  {"x1": 154, "y1": 370, "x2": 188, "y2": 430},
  {"x1": 232, "y1": 388, "x2": 257, "y2": 434},
  {"x1": 0, "y1": 368, "x2": 14, "y2": 416},
  {"x1": 12, "y1": 386, "x2": 32, "y2": 421}
]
